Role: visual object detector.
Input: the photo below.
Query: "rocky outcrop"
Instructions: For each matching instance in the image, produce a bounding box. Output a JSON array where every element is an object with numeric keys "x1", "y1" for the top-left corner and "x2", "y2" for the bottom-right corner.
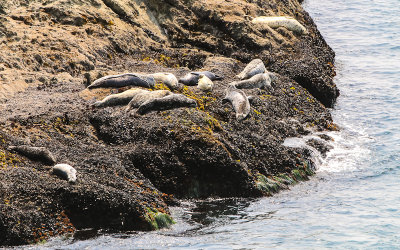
[{"x1": 0, "y1": 0, "x2": 338, "y2": 246}]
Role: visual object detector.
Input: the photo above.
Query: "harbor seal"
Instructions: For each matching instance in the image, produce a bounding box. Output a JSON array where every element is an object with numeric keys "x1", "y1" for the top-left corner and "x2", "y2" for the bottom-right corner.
[
  {"x1": 236, "y1": 59, "x2": 266, "y2": 80},
  {"x1": 125, "y1": 89, "x2": 173, "y2": 111},
  {"x1": 52, "y1": 164, "x2": 77, "y2": 183},
  {"x1": 8, "y1": 145, "x2": 56, "y2": 165},
  {"x1": 87, "y1": 73, "x2": 155, "y2": 89},
  {"x1": 197, "y1": 74, "x2": 213, "y2": 92},
  {"x1": 222, "y1": 85, "x2": 251, "y2": 120},
  {"x1": 252, "y1": 16, "x2": 307, "y2": 35},
  {"x1": 93, "y1": 88, "x2": 147, "y2": 108},
  {"x1": 179, "y1": 71, "x2": 223, "y2": 86},
  {"x1": 136, "y1": 94, "x2": 197, "y2": 115},
  {"x1": 149, "y1": 72, "x2": 179, "y2": 90},
  {"x1": 232, "y1": 72, "x2": 275, "y2": 90}
]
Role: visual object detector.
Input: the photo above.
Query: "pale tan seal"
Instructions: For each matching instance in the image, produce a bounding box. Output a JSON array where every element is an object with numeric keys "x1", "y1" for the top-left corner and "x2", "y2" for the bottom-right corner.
[
  {"x1": 136, "y1": 94, "x2": 197, "y2": 115},
  {"x1": 236, "y1": 59, "x2": 266, "y2": 80},
  {"x1": 252, "y1": 16, "x2": 307, "y2": 35},
  {"x1": 93, "y1": 88, "x2": 147, "y2": 108},
  {"x1": 232, "y1": 72, "x2": 275, "y2": 90},
  {"x1": 197, "y1": 74, "x2": 214, "y2": 92},
  {"x1": 8, "y1": 145, "x2": 56, "y2": 165},
  {"x1": 52, "y1": 164, "x2": 77, "y2": 183},
  {"x1": 222, "y1": 85, "x2": 251, "y2": 120},
  {"x1": 125, "y1": 90, "x2": 173, "y2": 111},
  {"x1": 87, "y1": 73, "x2": 155, "y2": 89},
  {"x1": 149, "y1": 73, "x2": 179, "y2": 90}
]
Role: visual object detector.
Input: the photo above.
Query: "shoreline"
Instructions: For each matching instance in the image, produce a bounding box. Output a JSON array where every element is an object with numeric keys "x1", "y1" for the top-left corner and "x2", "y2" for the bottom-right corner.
[{"x1": 0, "y1": 0, "x2": 338, "y2": 246}]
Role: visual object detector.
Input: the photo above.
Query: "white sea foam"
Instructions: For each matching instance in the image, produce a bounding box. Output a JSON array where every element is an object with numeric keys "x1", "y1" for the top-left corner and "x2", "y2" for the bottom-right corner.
[{"x1": 283, "y1": 121, "x2": 373, "y2": 173}]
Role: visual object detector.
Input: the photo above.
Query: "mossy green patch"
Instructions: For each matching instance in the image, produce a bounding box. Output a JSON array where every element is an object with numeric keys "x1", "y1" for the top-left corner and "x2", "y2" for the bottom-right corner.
[{"x1": 145, "y1": 208, "x2": 175, "y2": 230}]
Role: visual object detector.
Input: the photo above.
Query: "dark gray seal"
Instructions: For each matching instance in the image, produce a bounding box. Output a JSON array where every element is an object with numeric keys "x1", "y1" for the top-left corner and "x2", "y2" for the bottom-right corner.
[
  {"x1": 52, "y1": 164, "x2": 77, "y2": 183},
  {"x1": 232, "y1": 72, "x2": 275, "y2": 90},
  {"x1": 222, "y1": 85, "x2": 251, "y2": 120},
  {"x1": 178, "y1": 71, "x2": 223, "y2": 86},
  {"x1": 8, "y1": 145, "x2": 56, "y2": 165},
  {"x1": 236, "y1": 59, "x2": 266, "y2": 80},
  {"x1": 136, "y1": 94, "x2": 197, "y2": 115},
  {"x1": 88, "y1": 73, "x2": 156, "y2": 89}
]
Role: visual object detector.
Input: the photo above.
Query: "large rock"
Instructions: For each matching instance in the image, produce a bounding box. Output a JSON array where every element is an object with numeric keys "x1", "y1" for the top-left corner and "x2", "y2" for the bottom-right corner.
[{"x1": 0, "y1": 0, "x2": 338, "y2": 246}]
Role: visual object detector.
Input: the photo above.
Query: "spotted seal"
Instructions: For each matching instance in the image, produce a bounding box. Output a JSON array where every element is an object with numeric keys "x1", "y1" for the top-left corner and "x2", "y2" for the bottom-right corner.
[
  {"x1": 179, "y1": 71, "x2": 223, "y2": 86},
  {"x1": 149, "y1": 72, "x2": 179, "y2": 90},
  {"x1": 252, "y1": 16, "x2": 307, "y2": 35},
  {"x1": 125, "y1": 89, "x2": 173, "y2": 111},
  {"x1": 232, "y1": 72, "x2": 275, "y2": 90},
  {"x1": 197, "y1": 74, "x2": 214, "y2": 92},
  {"x1": 136, "y1": 94, "x2": 197, "y2": 115},
  {"x1": 236, "y1": 59, "x2": 266, "y2": 80},
  {"x1": 87, "y1": 73, "x2": 155, "y2": 89},
  {"x1": 93, "y1": 88, "x2": 147, "y2": 108},
  {"x1": 8, "y1": 145, "x2": 56, "y2": 165},
  {"x1": 52, "y1": 164, "x2": 77, "y2": 183},
  {"x1": 222, "y1": 85, "x2": 251, "y2": 120}
]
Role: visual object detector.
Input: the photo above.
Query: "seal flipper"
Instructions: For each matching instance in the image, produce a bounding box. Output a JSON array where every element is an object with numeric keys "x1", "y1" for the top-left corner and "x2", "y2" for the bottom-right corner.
[
  {"x1": 213, "y1": 74, "x2": 223, "y2": 81},
  {"x1": 247, "y1": 96, "x2": 256, "y2": 104}
]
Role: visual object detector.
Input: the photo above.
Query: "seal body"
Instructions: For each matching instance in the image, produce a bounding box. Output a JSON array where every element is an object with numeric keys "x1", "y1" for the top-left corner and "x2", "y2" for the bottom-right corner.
[
  {"x1": 136, "y1": 94, "x2": 197, "y2": 115},
  {"x1": 88, "y1": 73, "x2": 155, "y2": 89},
  {"x1": 252, "y1": 16, "x2": 307, "y2": 35},
  {"x1": 9, "y1": 145, "x2": 56, "y2": 165},
  {"x1": 232, "y1": 73, "x2": 274, "y2": 90},
  {"x1": 126, "y1": 90, "x2": 172, "y2": 111},
  {"x1": 222, "y1": 85, "x2": 251, "y2": 120},
  {"x1": 149, "y1": 73, "x2": 178, "y2": 90},
  {"x1": 179, "y1": 71, "x2": 223, "y2": 86},
  {"x1": 197, "y1": 74, "x2": 214, "y2": 92},
  {"x1": 236, "y1": 59, "x2": 266, "y2": 80},
  {"x1": 52, "y1": 164, "x2": 77, "y2": 183},
  {"x1": 93, "y1": 88, "x2": 146, "y2": 108}
]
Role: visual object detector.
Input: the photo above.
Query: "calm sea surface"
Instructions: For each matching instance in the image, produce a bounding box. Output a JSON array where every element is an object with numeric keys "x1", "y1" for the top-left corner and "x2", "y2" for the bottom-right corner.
[{"x1": 39, "y1": 0, "x2": 400, "y2": 248}]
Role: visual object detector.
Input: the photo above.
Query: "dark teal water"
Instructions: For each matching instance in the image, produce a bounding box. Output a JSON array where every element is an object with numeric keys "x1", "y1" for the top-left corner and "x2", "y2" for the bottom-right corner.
[{"x1": 38, "y1": 0, "x2": 400, "y2": 248}]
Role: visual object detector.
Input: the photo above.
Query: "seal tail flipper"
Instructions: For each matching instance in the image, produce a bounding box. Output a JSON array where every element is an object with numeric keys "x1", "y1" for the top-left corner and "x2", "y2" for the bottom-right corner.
[
  {"x1": 214, "y1": 74, "x2": 224, "y2": 81},
  {"x1": 247, "y1": 96, "x2": 256, "y2": 104}
]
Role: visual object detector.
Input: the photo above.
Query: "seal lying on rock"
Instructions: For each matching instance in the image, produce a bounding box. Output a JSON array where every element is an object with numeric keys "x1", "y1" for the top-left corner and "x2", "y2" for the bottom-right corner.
[
  {"x1": 149, "y1": 73, "x2": 179, "y2": 90},
  {"x1": 252, "y1": 16, "x2": 307, "y2": 35},
  {"x1": 136, "y1": 94, "x2": 197, "y2": 115},
  {"x1": 8, "y1": 145, "x2": 56, "y2": 165},
  {"x1": 125, "y1": 90, "x2": 173, "y2": 111},
  {"x1": 222, "y1": 85, "x2": 251, "y2": 120},
  {"x1": 232, "y1": 72, "x2": 275, "y2": 90},
  {"x1": 87, "y1": 73, "x2": 155, "y2": 89},
  {"x1": 93, "y1": 88, "x2": 147, "y2": 108},
  {"x1": 52, "y1": 164, "x2": 77, "y2": 183},
  {"x1": 179, "y1": 71, "x2": 223, "y2": 86},
  {"x1": 197, "y1": 74, "x2": 214, "y2": 92},
  {"x1": 236, "y1": 59, "x2": 266, "y2": 80}
]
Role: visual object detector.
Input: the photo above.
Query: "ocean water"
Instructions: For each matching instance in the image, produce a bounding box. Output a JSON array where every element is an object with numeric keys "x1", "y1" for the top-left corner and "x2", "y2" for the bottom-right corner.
[{"x1": 39, "y1": 0, "x2": 400, "y2": 248}]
